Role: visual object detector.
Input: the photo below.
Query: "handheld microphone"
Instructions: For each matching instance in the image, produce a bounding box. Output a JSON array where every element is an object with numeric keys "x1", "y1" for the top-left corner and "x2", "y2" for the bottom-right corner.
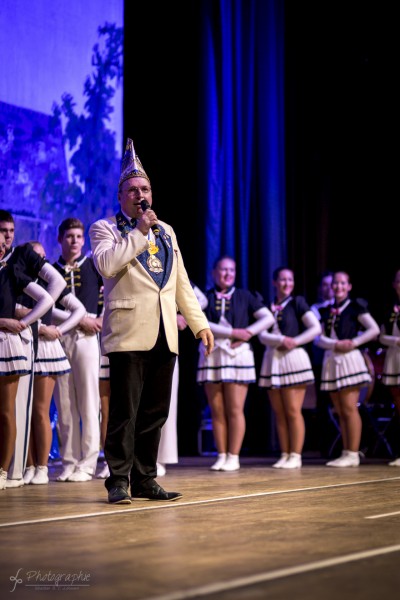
[{"x1": 140, "y1": 199, "x2": 160, "y2": 237}]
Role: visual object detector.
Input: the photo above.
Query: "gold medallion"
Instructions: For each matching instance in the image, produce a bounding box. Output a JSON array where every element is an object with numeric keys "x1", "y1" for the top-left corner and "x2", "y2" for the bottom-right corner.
[
  {"x1": 147, "y1": 255, "x2": 163, "y2": 273},
  {"x1": 148, "y1": 240, "x2": 159, "y2": 255}
]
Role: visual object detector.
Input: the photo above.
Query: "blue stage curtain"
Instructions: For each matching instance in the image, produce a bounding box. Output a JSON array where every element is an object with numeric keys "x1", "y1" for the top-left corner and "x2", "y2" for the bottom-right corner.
[{"x1": 199, "y1": 0, "x2": 286, "y2": 301}]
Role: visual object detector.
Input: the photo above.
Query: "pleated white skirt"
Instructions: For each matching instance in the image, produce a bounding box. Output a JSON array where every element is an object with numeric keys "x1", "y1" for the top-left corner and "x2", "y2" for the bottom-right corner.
[
  {"x1": 258, "y1": 346, "x2": 315, "y2": 389},
  {"x1": 320, "y1": 348, "x2": 372, "y2": 391},
  {"x1": 99, "y1": 354, "x2": 110, "y2": 380},
  {"x1": 197, "y1": 339, "x2": 256, "y2": 384},
  {"x1": 0, "y1": 330, "x2": 31, "y2": 376},
  {"x1": 34, "y1": 337, "x2": 71, "y2": 376},
  {"x1": 381, "y1": 346, "x2": 400, "y2": 387}
]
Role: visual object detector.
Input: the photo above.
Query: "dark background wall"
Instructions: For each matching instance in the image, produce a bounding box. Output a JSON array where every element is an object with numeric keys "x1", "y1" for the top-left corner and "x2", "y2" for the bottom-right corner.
[
  {"x1": 123, "y1": 1, "x2": 399, "y2": 455},
  {"x1": 123, "y1": 1, "x2": 205, "y2": 286},
  {"x1": 284, "y1": 1, "x2": 399, "y2": 319}
]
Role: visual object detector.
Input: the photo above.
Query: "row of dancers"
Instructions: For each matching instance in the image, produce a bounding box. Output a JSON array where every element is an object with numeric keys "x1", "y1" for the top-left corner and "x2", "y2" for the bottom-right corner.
[
  {"x1": 0, "y1": 210, "x2": 205, "y2": 489},
  {"x1": 1, "y1": 209, "x2": 399, "y2": 490},
  {"x1": 198, "y1": 259, "x2": 400, "y2": 471}
]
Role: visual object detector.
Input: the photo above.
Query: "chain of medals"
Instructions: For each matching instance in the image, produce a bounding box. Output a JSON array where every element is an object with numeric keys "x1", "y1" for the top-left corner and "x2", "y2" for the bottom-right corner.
[{"x1": 116, "y1": 212, "x2": 164, "y2": 274}]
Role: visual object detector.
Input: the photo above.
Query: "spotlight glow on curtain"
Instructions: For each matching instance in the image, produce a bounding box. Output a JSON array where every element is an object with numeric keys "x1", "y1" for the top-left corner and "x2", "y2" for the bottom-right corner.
[{"x1": 200, "y1": 0, "x2": 286, "y2": 301}]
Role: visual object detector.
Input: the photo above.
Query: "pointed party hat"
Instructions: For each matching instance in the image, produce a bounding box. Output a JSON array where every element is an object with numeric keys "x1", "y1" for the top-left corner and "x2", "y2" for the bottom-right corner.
[{"x1": 119, "y1": 138, "x2": 150, "y2": 186}]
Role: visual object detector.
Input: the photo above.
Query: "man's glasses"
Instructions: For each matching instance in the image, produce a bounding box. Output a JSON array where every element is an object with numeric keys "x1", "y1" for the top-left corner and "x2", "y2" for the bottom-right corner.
[{"x1": 126, "y1": 186, "x2": 152, "y2": 195}]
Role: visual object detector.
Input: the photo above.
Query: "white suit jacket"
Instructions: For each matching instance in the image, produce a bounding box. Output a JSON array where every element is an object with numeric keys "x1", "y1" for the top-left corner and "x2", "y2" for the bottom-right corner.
[{"x1": 89, "y1": 216, "x2": 209, "y2": 355}]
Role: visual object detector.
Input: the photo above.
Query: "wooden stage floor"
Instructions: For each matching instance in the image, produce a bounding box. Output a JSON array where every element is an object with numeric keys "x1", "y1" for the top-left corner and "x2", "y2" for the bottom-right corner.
[{"x1": 1, "y1": 456, "x2": 400, "y2": 600}]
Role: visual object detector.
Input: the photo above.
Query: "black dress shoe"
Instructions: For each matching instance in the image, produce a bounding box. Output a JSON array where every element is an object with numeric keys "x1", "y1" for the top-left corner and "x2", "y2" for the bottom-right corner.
[
  {"x1": 108, "y1": 486, "x2": 132, "y2": 504},
  {"x1": 131, "y1": 482, "x2": 182, "y2": 502}
]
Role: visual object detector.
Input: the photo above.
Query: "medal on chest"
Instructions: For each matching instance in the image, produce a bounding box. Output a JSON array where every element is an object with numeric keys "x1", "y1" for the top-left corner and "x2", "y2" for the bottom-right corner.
[{"x1": 147, "y1": 240, "x2": 163, "y2": 273}]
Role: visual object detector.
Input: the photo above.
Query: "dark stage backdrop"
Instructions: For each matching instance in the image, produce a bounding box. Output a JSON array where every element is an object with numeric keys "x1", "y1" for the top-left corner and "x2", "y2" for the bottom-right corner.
[
  {"x1": 284, "y1": 0, "x2": 399, "y2": 322},
  {"x1": 123, "y1": 0, "x2": 399, "y2": 455}
]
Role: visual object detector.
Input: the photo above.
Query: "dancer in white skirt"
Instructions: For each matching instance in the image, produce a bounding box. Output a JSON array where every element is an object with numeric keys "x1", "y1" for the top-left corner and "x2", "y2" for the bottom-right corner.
[
  {"x1": 197, "y1": 256, "x2": 275, "y2": 471},
  {"x1": 0, "y1": 232, "x2": 56, "y2": 490},
  {"x1": 258, "y1": 267, "x2": 321, "y2": 469},
  {"x1": 378, "y1": 269, "x2": 400, "y2": 466},
  {"x1": 21, "y1": 242, "x2": 86, "y2": 485},
  {"x1": 0, "y1": 211, "x2": 67, "y2": 488},
  {"x1": 315, "y1": 270, "x2": 380, "y2": 467}
]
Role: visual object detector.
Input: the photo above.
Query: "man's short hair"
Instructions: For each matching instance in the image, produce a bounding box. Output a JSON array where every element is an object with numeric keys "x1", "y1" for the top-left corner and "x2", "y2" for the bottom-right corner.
[
  {"x1": 0, "y1": 209, "x2": 14, "y2": 223},
  {"x1": 58, "y1": 217, "x2": 85, "y2": 239}
]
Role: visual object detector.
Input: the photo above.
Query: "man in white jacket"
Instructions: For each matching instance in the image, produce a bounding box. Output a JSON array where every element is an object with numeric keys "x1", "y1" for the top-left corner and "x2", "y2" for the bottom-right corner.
[{"x1": 89, "y1": 139, "x2": 214, "y2": 504}]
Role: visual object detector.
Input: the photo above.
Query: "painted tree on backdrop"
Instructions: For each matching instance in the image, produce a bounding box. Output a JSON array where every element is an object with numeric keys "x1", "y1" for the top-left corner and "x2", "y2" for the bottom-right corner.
[{"x1": 43, "y1": 23, "x2": 123, "y2": 233}]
